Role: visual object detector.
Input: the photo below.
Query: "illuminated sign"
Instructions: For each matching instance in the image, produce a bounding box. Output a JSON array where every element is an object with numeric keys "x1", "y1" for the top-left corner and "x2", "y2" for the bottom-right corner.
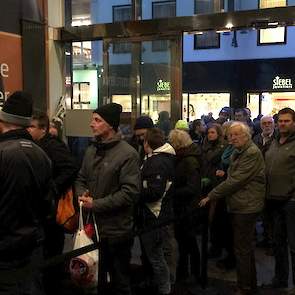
[
  {"x1": 157, "y1": 79, "x2": 170, "y2": 91},
  {"x1": 273, "y1": 76, "x2": 293, "y2": 89}
]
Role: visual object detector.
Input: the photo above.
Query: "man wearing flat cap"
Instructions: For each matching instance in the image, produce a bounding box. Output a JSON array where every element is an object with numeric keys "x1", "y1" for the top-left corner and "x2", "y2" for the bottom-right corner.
[
  {"x1": 76, "y1": 103, "x2": 140, "y2": 295},
  {"x1": 0, "y1": 91, "x2": 52, "y2": 295}
]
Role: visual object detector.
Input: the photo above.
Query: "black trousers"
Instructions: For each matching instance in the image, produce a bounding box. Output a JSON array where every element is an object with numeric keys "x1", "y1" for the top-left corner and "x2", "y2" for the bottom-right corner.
[
  {"x1": 98, "y1": 238, "x2": 133, "y2": 295},
  {"x1": 210, "y1": 199, "x2": 234, "y2": 256},
  {"x1": 232, "y1": 213, "x2": 258, "y2": 291}
]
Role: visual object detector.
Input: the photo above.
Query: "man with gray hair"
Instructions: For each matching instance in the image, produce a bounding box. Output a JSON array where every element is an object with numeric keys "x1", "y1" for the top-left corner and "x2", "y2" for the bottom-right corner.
[
  {"x1": 253, "y1": 115, "x2": 275, "y2": 157},
  {"x1": 200, "y1": 122, "x2": 265, "y2": 295}
]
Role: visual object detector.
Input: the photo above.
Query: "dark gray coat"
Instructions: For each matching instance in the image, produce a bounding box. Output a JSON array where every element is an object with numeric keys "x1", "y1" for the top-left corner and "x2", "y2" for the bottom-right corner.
[
  {"x1": 265, "y1": 133, "x2": 295, "y2": 200},
  {"x1": 75, "y1": 134, "x2": 140, "y2": 238}
]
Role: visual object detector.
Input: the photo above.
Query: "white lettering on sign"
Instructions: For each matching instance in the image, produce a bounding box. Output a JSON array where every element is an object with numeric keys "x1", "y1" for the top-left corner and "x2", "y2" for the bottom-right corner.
[
  {"x1": 0, "y1": 63, "x2": 9, "y2": 78},
  {"x1": 273, "y1": 76, "x2": 293, "y2": 89},
  {"x1": 157, "y1": 80, "x2": 170, "y2": 91}
]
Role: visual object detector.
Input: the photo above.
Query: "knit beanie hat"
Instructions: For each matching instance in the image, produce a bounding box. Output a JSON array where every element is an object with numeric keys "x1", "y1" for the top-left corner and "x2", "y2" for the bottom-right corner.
[
  {"x1": 0, "y1": 91, "x2": 33, "y2": 127},
  {"x1": 134, "y1": 116, "x2": 154, "y2": 130},
  {"x1": 93, "y1": 103, "x2": 122, "y2": 131},
  {"x1": 175, "y1": 119, "x2": 189, "y2": 131}
]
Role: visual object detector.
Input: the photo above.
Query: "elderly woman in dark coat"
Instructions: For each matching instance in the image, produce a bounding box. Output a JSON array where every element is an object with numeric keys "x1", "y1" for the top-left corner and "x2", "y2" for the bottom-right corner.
[{"x1": 169, "y1": 129, "x2": 202, "y2": 283}]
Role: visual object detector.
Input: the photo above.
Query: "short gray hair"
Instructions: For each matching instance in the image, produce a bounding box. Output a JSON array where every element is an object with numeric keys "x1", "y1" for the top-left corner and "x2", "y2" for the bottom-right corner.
[
  {"x1": 229, "y1": 122, "x2": 251, "y2": 140},
  {"x1": 260, "y1": 115, "x2": 274, "y2": 124}
]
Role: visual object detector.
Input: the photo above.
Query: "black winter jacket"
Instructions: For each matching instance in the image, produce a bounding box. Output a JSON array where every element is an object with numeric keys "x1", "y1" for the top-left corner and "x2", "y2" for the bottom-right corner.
[
  {"x1": 140, "y1": 143, "x2": 175, "y2": 226},
  {"x1": 37, "y1": 133, "x2": 79, "y2": 198},
  {"x1": 174, "y1": 143, "x2": 202, "y2": 217},
  {"x1": 0, "y1": 129, "x2": 52, "y2": 260}
]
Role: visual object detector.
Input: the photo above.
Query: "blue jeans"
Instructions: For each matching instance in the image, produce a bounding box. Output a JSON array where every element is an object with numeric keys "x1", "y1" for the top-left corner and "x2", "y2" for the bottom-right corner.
[
  {"x1": 0, "y1": 247, "x2": 44, "y2": 295},
  {"x1": 141, "y1": 227, "x2": 171, "y2": 294},
  {"x1": 268, "y1": 199, "x2": 295, "y2": 284}
]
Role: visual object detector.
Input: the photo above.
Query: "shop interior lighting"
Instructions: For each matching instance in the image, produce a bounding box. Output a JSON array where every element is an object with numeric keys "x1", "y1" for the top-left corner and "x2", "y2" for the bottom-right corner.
[{"x1": 225, "y1": 22, "x2": 233, "y2": 29}]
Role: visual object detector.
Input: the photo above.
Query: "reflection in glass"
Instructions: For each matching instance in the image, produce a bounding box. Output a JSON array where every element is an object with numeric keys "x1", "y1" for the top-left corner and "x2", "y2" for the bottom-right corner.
[{"x1": 141, "y1": 40, "x2": 171, "y2": 123}]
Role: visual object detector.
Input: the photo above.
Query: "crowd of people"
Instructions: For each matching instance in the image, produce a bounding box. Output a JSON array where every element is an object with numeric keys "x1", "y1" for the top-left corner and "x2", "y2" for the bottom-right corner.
[{"x1": 1, "y1": 91, "x2": 295, "y2": 295}]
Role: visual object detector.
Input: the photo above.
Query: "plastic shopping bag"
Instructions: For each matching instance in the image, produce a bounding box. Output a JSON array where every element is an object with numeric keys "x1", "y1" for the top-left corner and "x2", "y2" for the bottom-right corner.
[{"x1": 69, "y1": 202, "x2": 99, "y2": 287}]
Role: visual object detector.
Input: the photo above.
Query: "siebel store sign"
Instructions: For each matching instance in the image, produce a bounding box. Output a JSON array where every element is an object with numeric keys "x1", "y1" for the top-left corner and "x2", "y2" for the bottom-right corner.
[{"x1": 273, "y1": 76, "x2": 293, "y2": 89}]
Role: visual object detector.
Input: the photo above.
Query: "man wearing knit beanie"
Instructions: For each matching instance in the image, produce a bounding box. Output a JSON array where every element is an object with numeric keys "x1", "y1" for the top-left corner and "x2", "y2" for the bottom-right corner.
[
  {"x1": 76, "y1": 103, "x2": 140, "y2": 295},
  {"x1": 0, "y1": 91, "x2": 52, "y2": 294}
]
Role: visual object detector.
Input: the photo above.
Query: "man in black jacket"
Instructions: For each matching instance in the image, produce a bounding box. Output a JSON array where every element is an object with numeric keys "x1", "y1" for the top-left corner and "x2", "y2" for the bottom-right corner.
[
  {"x1": 27, "y1": 113, "x2": 79, "y2": 295},
  {"x1": 0, "y1": 91, "x2": 52, "y2": 295}
]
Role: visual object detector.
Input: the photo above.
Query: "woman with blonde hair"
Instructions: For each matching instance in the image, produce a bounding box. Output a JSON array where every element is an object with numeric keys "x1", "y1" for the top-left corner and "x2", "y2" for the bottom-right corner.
[{"x1": 168, "y1": 129, "x2": 202, "y2": 283}]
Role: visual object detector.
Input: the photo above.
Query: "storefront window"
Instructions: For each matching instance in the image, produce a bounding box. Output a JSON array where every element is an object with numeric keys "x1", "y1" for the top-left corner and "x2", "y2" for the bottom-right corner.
[
  {"x1": 142, "y1": 94, "x2": 171, "y2": 122},
  {"x1": 261, "y1": 92, "x2": 295, "y2": 115},
  {"x1": 112, "y1": 95, "x2": 132, "y2": 112},
  {"x1": 189, "y1": 93, "x2": 230, "y2": 120},
  {"x1": 247, "y1": 93, "x2": 260, "y2": 119}
]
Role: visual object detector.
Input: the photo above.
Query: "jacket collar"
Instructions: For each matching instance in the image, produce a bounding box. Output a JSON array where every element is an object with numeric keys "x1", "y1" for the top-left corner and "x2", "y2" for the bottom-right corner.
[
  {"x1": 233, "y1": 140, "x2": 252, "y2": 157},
  {"x1": 0, "y1": 128, "x2": 33, "y2": 143},
  {"x1": 92, "y1": 133, "x2": 121, "y2": 153},
  {"x1": 275, "y1": 131, "x2": 295, "y2": 145}
]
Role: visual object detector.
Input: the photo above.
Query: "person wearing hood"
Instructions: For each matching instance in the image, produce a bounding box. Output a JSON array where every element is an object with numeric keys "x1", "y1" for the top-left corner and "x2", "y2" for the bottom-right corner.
[
  {"x1": 76, "y1": 103, "x2": 140, "y2": 295},
  {"x1": 168, "y1": 129, "x2": 202, "y2": 283},
  {"x1": 265, "y1": 108, "x2": 295, "y2": 291},
  {"x1": 140, "y1": 128, "x2": 175, "y2": 295}
]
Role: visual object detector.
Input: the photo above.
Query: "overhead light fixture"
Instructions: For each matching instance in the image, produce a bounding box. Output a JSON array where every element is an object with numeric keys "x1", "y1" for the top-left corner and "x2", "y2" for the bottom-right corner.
[
  {"x1": 216, "y1": 29, "x2": 231, "y2": 33},
  {"x1": 268, "y1": 22, "x2": 279, "y2": 26},
  {"x1": 225, "y1": 22, "x2": 233, "y2": 29},
  {"x1": 185, "y1": 31, "x2": 203, "y2": 35}
]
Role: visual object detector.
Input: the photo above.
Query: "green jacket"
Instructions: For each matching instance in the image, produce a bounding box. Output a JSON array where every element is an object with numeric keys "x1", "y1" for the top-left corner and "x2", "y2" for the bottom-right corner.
[
  {"x1": 265, "y1": 133, "x2": 295, "y2": 200},
  {"x1": 208, "y1": 141, "x2": 265, "y2": 214},
  {"x1": 75, "y1": 134, "x2": 140, "y2": 238}
]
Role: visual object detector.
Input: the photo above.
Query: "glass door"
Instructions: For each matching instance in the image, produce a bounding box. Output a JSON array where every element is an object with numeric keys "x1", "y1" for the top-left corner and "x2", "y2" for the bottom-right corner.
[{"x1": 101, "y1": 35, "x2": 182, "y2": 134}]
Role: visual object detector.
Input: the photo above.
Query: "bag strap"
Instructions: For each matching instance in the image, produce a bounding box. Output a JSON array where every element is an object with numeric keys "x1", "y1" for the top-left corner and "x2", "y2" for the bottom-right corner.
[
  {"x1": 79, "y1": 201, "x2": 84, "y2": 231},
  {"x1": 92, "y1": 213, "x2": 99, "y2": 242}
]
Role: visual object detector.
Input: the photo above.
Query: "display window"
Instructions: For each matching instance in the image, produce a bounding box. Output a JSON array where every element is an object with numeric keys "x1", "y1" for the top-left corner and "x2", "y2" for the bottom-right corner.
[
  {"x1": 247, "y1": 92, "x2": 295, "y2": 116},
  {"x1": 141, "y1": 94, "x2": 171, "y2": 123},
  {"x1": 112, "y1": 95, "x2": 132, "y2": 112},
  {"x1": 183, "y1": 93, "x2": 230, "y2": 121},
  {"x1": 262, "y1": 92, "x2": 295, "y2": 115},
  {"x1": 247, "y1": 93, "x2": 260, "y2": 119}
]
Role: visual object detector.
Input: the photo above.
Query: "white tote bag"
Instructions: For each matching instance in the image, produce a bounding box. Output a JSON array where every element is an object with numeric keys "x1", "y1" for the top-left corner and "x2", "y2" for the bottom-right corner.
[{"x1": 69, "y1": 202, "x2": 99, "y2": 287}]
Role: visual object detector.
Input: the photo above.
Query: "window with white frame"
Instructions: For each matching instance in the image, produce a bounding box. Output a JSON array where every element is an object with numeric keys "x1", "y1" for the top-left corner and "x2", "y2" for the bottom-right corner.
[
  {"x1": 194, "y1": 0, "x2": 221, "y2": 49},
  {"x1": 113, "y1": 5, "x2": 132, "y2": 53},
  {"x1": 258, "y1": 0, "x2": 287, "y2": 45},
  {"x1": 152, "y1": 1, "x2": 176, "y2": 51}
]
